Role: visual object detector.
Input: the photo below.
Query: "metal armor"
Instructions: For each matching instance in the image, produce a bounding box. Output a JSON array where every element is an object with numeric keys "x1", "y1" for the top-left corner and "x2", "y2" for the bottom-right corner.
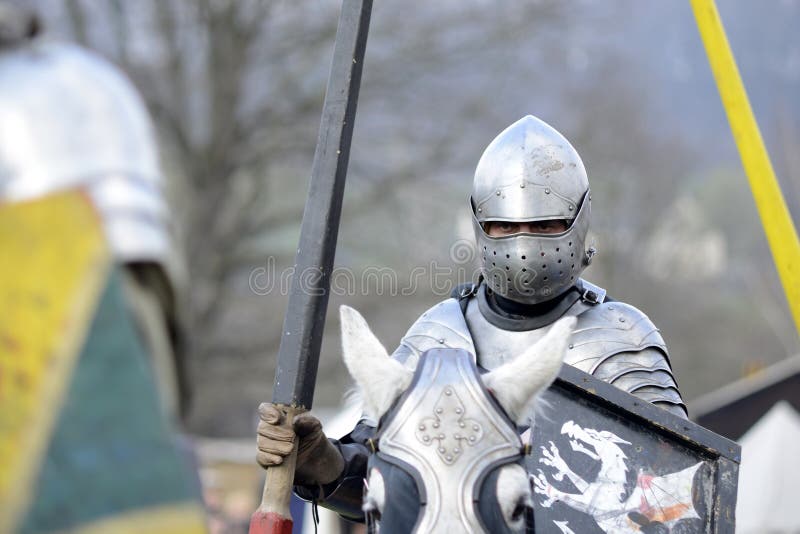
[
  {"x1": 0, "y1": 37, "x2": 180, "y2": 286},
  {"x1": 393, "y1": 281, "x2": 687, "y2": 417},
  {"x1": 372, "y1": 349, "x2": 524, "y2": 533},
  {"x1": 0, "y1": 24, "x2": 187, "y2": 418},
  {"x1": 471, "y1": 116, "x2": 593, "y2": 304},
  {"x1": 296, "y1": 280, "x2": 686, "y2": 520}
]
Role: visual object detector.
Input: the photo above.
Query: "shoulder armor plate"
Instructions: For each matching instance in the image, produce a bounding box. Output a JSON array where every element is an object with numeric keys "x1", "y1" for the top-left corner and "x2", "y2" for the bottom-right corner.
[
  {"x1": 565, "y1": 302, "x2": 686, "y2": 415},
  {"x1": 395, "y1": 299, "x2": 475, "y2": 367},
  {"x1": 565, "y1": 301, "x2": 668, "y2": 374}
]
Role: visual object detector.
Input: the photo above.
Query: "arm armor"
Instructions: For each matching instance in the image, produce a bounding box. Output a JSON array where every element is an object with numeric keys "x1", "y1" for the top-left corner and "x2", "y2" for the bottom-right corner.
[
  {"x1": 566, "y1": 301, "x2": 688, "y2": 418},
  {"x1": 294, "y1": 421, "x2": 375, "y2": 521}
]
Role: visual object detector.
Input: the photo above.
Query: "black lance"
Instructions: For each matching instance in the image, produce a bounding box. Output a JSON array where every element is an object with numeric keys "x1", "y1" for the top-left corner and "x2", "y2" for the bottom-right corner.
[{"x1": 249, "y1": 1, "x2": 372, "y2": 533}]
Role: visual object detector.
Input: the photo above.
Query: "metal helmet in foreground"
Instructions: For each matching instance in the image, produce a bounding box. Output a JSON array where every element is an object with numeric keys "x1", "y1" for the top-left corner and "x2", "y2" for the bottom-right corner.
[
  {"x1": 0, "y1": 23, "x2": 179, "y2": 287},
  {"x1": 471, "y1": 115, "x2": 593, "y2": 304}
]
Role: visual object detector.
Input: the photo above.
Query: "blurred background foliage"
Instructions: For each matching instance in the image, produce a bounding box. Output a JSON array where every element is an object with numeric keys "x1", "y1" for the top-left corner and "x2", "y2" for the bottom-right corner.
[{"x1": 33, "y1": 0, "x2": 799, "y2": 436}]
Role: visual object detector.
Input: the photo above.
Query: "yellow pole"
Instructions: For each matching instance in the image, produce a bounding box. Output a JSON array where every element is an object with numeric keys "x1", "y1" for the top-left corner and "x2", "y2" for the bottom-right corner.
[{"x1": 690, "y1": 0, "x2": 800, "y2": 335}]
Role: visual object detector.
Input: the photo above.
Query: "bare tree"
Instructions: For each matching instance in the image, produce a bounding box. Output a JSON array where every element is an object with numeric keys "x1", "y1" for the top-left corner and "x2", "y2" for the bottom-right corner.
[
  {"x1": 33, "y1": 0, "x2": 797, "y2": 435},
  {"x1": 36, "y1": 0, "x2": 573, "y2": 433}
]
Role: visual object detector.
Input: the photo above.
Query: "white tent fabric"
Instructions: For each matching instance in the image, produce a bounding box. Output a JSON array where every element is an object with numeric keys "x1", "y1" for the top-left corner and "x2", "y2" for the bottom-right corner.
[{"x1": 736, "y1": 401, "x2": 800, "y2": 533}]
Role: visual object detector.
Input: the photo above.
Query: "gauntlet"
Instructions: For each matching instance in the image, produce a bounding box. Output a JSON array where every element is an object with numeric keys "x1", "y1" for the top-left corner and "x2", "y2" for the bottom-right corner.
[{"x1": 256, "y1": 403, "x2": 345, "y2": 486}]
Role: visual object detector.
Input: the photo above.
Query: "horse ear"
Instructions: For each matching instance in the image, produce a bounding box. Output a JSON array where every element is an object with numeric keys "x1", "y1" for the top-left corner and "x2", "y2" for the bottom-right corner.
[
  {"x1": 340, "y1": 305, "x2": 413, "y2": 421},
  {"x1": 483, "y1": 316, "x2": 576, "y2": 424}
]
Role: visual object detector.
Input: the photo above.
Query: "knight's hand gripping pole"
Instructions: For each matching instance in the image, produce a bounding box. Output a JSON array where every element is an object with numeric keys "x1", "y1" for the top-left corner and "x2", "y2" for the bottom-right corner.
[
  {"x1": 251, "y1": 406, "x2": 302, "y2": 534},
  {"x1": 249, "y1": 1, "x2": 372, "y2": 533}
]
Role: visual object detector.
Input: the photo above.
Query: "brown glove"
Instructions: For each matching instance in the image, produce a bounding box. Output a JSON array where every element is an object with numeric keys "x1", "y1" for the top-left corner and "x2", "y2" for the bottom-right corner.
[{"x1": 256, "y1": 403, "x2": 345, "y2": 486}]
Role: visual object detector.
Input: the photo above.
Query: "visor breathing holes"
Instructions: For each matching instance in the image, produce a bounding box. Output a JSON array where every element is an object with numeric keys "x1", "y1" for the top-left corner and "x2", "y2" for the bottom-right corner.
[
  {"x1": 556, "y1": 247, "x2": 560, "y2": 252},
  {"x1": 568, "y1": 241, "x2": 573, "y2": 246},
  {"x1": 540, "y1": 252, "x2": 545, "y2": 257},
  {"x1": 505, "y1": 254, "x2": 510, "y2": 259},
  {"x1": 521, "y1": 255, "x2": 526, "y2": 260},
  {"x1": 557, "y1": 259, "x2": 562, "y2": 263},
  {"x1": 522, "y1": 268, "x2": 527, "y2": 272},
  {"x1": 505, "y1": 266, "x2": 510, "y2": 270}
]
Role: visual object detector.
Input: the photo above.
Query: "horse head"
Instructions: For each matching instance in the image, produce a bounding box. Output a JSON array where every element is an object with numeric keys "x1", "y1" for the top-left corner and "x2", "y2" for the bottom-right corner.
[{"x1": 339, "y1": 305, "x2": 576, "y2": 533}]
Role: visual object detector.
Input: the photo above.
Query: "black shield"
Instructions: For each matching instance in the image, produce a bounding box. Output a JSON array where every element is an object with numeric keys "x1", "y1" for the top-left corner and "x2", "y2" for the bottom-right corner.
[{"x1": 527, "y1": 365, "x2": 739, "y2": 533}]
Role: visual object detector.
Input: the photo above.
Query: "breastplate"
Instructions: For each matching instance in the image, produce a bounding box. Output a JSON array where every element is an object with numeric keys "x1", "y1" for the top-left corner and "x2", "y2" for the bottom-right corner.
[{"x1": 466, "y1": 299, "x2": 547, "y2": 370}]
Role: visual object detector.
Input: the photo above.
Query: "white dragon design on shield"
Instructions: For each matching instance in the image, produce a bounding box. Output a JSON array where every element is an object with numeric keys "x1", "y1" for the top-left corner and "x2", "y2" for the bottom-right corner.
[{"x1": 531, "y1": 420, "x2": 703, "y2": 532}]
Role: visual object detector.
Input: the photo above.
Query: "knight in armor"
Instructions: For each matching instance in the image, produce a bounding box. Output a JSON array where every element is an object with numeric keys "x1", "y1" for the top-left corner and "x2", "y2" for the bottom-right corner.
[
  {"x1": 256, "y1": 115, "x2": 688, "y2": 520},
  {"x1": 0, "y1": 5, "x2": 205, "y2": 531}
]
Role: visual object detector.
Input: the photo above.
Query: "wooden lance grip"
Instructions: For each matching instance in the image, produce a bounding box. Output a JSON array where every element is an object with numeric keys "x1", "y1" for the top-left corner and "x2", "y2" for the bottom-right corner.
[
  {"x1": 249, "y1": 405, "x2": 303, "y2": 534},
  {"x1": 249, "y1": 1, "x2": 372, "y2": 531}
]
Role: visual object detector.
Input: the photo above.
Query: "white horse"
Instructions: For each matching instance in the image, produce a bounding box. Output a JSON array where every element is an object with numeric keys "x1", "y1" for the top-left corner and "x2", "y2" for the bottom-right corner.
[{"x1": 338, "y1": 305, "x2": 576, "y2": 533}]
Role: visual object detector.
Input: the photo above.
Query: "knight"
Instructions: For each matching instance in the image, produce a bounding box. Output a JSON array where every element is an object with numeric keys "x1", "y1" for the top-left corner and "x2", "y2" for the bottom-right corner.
[
  {"x1": 256, "y1": 115, "x2": 688, "y2": 521},
  {"x1": 0, "y1": 5, "x2": 205, "y2": 531}
]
